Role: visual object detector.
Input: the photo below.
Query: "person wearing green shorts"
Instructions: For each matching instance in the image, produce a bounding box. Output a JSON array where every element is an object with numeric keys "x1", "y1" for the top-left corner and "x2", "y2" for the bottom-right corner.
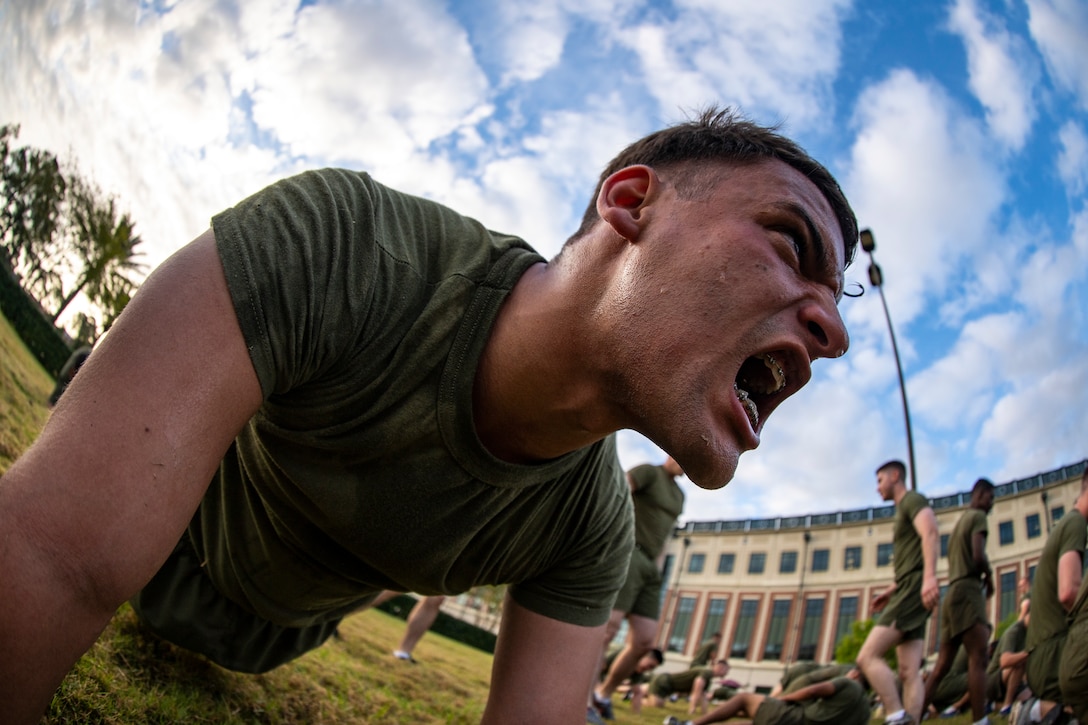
[
  {"x1": 986, "y1": 596, "x2": 1028, "y2": 715},
  {"x1": 592, "y1": 457, "x2": 686, "y2": 719},
  {"x1": 923, "y1": 478, "x2": 995, "y2": 724},
  {"x1": 1056, "y1": 466, "x2": 1088, "y2": 723},
  {"x1": 647, "y1": 660, "x2": 729, "y2": 716},
  {"x1": 857, "y1": 460, "x2": 940, "y2": 725},
  {"x1": 665, "y1": 668, "x2": 871, "y2": 725},
  {"x1": 1021, "y1": 469, "x2": 1088, "y2": 724}
]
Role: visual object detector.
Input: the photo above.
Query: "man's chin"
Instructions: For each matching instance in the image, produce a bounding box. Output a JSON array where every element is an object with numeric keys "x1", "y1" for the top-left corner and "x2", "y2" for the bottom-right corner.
[{"x1": 678, "y1": 449, "x2": 738, "y2": 491}]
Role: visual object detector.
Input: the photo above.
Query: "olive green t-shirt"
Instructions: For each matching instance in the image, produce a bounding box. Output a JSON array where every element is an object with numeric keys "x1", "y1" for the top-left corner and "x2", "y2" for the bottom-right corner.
[
  {"x1": 629, "y1": 463, "x2": 685, "y2": 559},
  {"x1": 1026, "y1": 510, "x2": 1086, "y2": 648},
  {"x1": 198, "y1": 169, "x2": 634, "y2": 628},
  {"x1": 800, "y1": 677, "x2": 871, "y2": 725},
  {"x1": 893, "y1": 490, "x2": 931, "y2": 582},
  {"x1": 783, "y1": 663, "x2": 855, "y2": 695},
  {"x1": 667, "y1": 667, "x2": 713, "y2": 693},
  {"x1": 948, "y1": 508, "x2": 988, "y2": 582},
  {"x1": 987, "y1": 620, "x2": 1026, "y2": 677}
]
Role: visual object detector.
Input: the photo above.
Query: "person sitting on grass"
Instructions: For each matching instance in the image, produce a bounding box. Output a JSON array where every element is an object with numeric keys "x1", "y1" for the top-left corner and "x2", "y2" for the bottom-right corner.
[
  {"x1": 645, "y1": 660, "x2": 730, "y2": 716},
  {"x1": 664, "y1": 666, "x2": 871, "y2": 725}
]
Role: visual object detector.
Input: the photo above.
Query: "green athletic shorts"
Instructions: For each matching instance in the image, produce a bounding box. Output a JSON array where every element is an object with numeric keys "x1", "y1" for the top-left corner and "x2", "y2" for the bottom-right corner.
[
  {"x1": 878, "y1": 570, "x2": 930, "y2": 641},
  {"x1": 1060, "y1": 618, "x2": 1088, "y2": 721},
  {"x1": 940, "y1": 578, "x2": 988, "y2": 643},
  {"x1": 613, "y1": 546, "x2": 664, "y2": 619},
  {"x1": 130, "y1": 536, "x2": 346, "y2": 673},
  {"x1": 1026, "y1": 631, "x2": 1067, "y2": 703},
  {"x1": 752, "y1": 697, "x2": 804, "y2": 725}
]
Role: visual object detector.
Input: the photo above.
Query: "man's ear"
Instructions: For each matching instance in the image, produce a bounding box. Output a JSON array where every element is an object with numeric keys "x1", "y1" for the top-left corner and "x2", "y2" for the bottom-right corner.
[{"x1": 597, "y1": 165, "x2": 657, "y2": 242}]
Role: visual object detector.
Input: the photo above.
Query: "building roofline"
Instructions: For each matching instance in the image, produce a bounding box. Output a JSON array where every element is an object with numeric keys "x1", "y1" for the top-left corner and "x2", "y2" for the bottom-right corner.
[{"x1": 676, "y1": 458, "x2": 1087, "y2": 536}]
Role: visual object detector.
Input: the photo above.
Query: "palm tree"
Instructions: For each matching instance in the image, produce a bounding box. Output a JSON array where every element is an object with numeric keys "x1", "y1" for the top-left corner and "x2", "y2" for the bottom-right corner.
[{"x1": 49, "y1": 178, "x2": 145, "y2": 333}]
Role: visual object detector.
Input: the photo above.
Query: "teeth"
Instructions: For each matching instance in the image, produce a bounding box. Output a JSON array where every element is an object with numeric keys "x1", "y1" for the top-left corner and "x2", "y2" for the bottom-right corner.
[
  {"x1": 756, "y1": 353, "x2": 786, "y2": 394},
  {"x1": 734, "y1": 383, "x2": 759, "y2": 428}
]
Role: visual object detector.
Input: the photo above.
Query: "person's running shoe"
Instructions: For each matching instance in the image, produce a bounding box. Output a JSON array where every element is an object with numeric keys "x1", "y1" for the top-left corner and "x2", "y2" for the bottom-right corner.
[
  {"x1": 592, "y1": 692, "x2": 614, "y2": 721},
  {"x1": 1010, "y1": 697, "x2": 1036, "y2": 725},
  {"x1": 884, "y1": 713, "x2": 915, "y2": 725},
  {"x1": 586, "y1": 707, "x2": 606, "y2": 725},
  {"x1": 662, "y1": 717, "x2": 692, "y2": 725}
]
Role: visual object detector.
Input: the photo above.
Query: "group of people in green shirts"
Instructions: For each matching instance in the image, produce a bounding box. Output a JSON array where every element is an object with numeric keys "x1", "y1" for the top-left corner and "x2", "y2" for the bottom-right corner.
[{"x1": 639, "y1": 459, "x2": 1088, "y2": 725}]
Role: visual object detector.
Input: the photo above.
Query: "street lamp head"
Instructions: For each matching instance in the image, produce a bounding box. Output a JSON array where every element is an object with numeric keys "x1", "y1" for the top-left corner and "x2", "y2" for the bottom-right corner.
[
  {"x1": 868, "y1": 263, "x2": 883, "y2": 287},
  {"x1": 860, "y1": 228, "x2": 876, "y2": 253}
]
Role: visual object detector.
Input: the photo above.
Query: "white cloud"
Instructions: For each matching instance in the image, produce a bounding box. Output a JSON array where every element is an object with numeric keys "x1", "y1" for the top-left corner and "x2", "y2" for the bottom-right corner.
[
  {"x1": 1058, "y1": 121, "x2": 1088, "y2": 198},
  {"x1": 1026, "y1": 0, "x2": 1088, "y2": 111},
  {"x1": 616, "y1": 0, "x2": 850, "y2": 129},
  {"x1": 843, "y1": 69, "x2": 1007, "y2": 325},
  {"x1": 947, "y1": 0, "x2": 1040, "y2": 150}
]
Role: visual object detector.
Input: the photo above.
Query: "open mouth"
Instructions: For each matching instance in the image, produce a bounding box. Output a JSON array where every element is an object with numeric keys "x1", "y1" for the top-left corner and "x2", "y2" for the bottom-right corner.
[{"x1": 734, "y1": 352, "x2": 786, "y2": 430}]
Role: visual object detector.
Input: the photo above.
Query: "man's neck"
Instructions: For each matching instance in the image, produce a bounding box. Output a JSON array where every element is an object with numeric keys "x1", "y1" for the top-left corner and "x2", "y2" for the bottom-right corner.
[{"x1": 472, "y1": 260, "x2": 618, "y2": 464}]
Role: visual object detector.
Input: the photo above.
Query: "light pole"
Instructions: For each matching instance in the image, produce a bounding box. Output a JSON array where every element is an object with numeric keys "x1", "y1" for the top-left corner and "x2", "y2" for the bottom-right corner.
[
  {"x1": 785, "y1": 531, "x2": 812, "y2": 671},
  {"x1": 860, "y1": 228, "x2": 918, "y2": 491}
]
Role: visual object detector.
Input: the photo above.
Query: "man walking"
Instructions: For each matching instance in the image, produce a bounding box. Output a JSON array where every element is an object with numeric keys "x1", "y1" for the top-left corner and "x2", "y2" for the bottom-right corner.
[
  {"x1": 923, "y1": 478, "x2": 995, "y2": 725},
  {"x1": 857, "y1": 460, "x2": 939, "y2": 725},
  {"x1": 592, "y1": 456, "x2": 686, "y2": 720}
]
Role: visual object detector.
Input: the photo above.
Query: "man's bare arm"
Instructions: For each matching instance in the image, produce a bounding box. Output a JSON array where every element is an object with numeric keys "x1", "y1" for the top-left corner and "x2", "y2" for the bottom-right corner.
[
  {"x1": 913, "y1": 506, "x2": 940, "y2": 610},
  {"x1": 1057, "y1": 549, "x2": 1084, "y2": 611},
  {"x1": 0, "y1": 229, "x2": 263, "y2": 723},
  {"x1": 483, "y1": 593, "x2": 606, "y2": 724}
]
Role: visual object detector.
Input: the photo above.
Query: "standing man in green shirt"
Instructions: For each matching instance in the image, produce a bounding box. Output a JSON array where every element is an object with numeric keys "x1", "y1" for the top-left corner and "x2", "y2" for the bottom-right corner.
[
  {"x1": 1018, "y1": 470, "x2": 1088, "y2": 725},
  {"x1": 592, "y1": 457, "x2": 686, "y2": 720},
  {"x1": 857, "y1": 460, "x2": 940, "y2": 725},
  {"x1": 923, "y1": 478, "x2": 995, "y2": 725}
]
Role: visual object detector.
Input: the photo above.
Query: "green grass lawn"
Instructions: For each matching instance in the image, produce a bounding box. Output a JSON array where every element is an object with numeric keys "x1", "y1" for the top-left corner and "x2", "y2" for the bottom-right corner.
[{"x1": 2, "y1": 311, "x2": 984, "y2": 724}]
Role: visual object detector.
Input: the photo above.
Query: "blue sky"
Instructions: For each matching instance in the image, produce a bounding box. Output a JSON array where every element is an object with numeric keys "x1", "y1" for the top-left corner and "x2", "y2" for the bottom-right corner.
[{"x1": 2, "y1": 0, "x2": 1085, "y2": 523}]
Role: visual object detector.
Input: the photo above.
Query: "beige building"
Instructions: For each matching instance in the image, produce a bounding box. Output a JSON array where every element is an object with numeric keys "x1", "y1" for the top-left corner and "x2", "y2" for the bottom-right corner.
[{"x1": 655, "y1": 459, "x2": 1087, "y2": 691}]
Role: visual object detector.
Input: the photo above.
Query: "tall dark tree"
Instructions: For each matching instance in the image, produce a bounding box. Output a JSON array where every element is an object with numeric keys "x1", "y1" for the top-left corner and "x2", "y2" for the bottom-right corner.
[
  {"x1": 0, "y1": 124, "x2": 145, "y2": 342},
  {"x1": 0, "y1": 125, "x2": 67, "y2": 288}
]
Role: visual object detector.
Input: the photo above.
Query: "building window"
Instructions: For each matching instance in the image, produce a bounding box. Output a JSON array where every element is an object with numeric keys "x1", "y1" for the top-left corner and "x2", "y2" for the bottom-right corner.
[
  {"x1": 749, "y1": 552, "x2": 766, "y2": 574},
  {"x1": 780, "y1": 551, "x2": 798, "y2": 574},
  {"x1": 763, "y1": 599, "x2": 792, "y2": 660},
  {"x1": 812, "y1": 548, "x2": 830, "y2": 572},
  {"x1": 1028, "y1": 564, "x2": 1036, "y2": 583},
  {"x1": 688, "y1": 553, "x2": 706, "y2": 573},
  {"x1": 731, "y1": 600, "x2": 759, "y2": 659},
  {"x1": 700, "y1": 597, "x2": 728, "y2": 645},
  {"x1": 876, "y1": 542, "x2": 893, "y2": 567},
  {"x1": 834, "y1": 596, "x2": 859, "y2": 650},
  {"x1": 667, "y1": 596, "x2": 696, "y2": 652},
  {"x1": 999, "y1": 520, "x2": 1014, "y2": 546},
  {"x1": 797, "y1": 598, "x2": 825, "y2": 661},
  {"x1": 843, "y1": 546, "x2": 862, "y2": 570},
  {"x1": 999, "y1": 571, "x2": 1018, "y2": 622},
  {"x1": 718, "y1": 553, "x2": 735, "y2": 574},
  {"x1": 1052, "y1": 505, "x2": 1065, "y2": 523},
  {"x1": 940, "y1": 533, "x2": 950, "y2": 558},
  {"x1": 1026, "y1": 514, "x2": 1042, "y2": 540}
]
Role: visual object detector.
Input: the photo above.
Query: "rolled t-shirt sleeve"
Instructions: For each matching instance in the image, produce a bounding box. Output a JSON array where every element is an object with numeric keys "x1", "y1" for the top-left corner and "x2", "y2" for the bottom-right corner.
[
  {"x1": 211, "y1": 169, "x2": 383, "y2": 397},
  {"x1": 508, "y1": 448, "x2": 635, "y2": 627}
]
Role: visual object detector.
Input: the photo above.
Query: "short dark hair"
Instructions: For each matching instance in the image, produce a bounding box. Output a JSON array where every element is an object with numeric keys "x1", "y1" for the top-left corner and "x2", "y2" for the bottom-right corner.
[
  {"x1": 973, "y1": 477, "x2": 995, "y2": 494},
  {"x1": 648, "y1": 648, "x2": 664, "y2": 664},
  {"x1": 876, "y1": 460, "x2": 907, "y2": 480},
  {"x1": 571, "y1": 106, "x2": 858, "y2": 265}
]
